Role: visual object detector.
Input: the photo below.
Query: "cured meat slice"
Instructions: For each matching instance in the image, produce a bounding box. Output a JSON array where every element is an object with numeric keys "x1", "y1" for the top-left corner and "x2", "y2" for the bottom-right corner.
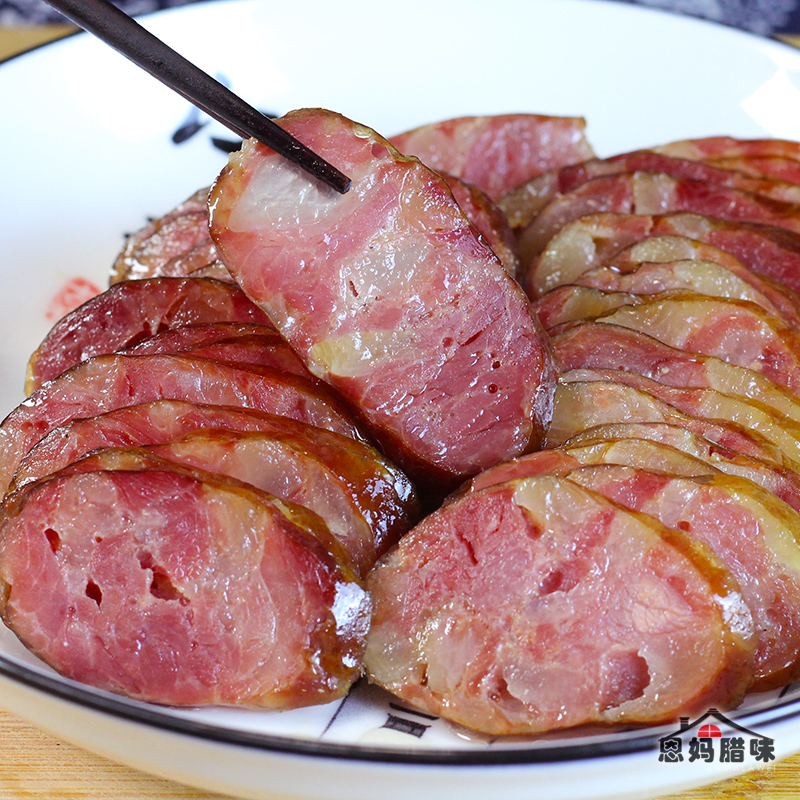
[
  {"x1": 574, "y1": 259, "x2": 795, "y2": 324},
  {"x1": 11, "y1": 400, "x2": 418, "y2": 561},
  {"x1": 500, "y1": 152, "x2": 800, "y2": 232},
  {"x1": 466, "y1": 442, "x2": 800, "y2": 687},
  {"x1": 0, "y1": 354, "x2": 366, "y2": 497},
  {"x1": 444, "y1": 175, "x2": 519, "y2": 277},
  {"x1": 125, "y1": 325, "x2": 313, "y2": 377},
  {"x1": 617, "y1": 233, "x2": 759, "y2": 268},
  {"x1": 653, "y1": 136, "x2": 800, "y2": 162},
  {"x1": 389, "y1": 114, "x2": 594, "y2": 201},
  {"x1": 595, "y1": 294, "x2": 800, "y2": 395},
  {"x1": 12, "y1": 400, "x2": 298, "y2": 488},
  {"x1": 561, "y1": 367, "x2": 800, "y2": 472},
  {"x1": 527, "y1": 212, "x2": 800, "y2": 298},
  {"x1": 365, "y1": 474, "x2": 754, "y2": 735},
  {"x1": 56, "y1": 433, "x2": 380, "y2": 577},
  {"x1": 210, "y1": 109, "x2": 556, "y2": 488},
  {"x1": 565, "y1": 422, "x2": 800, "y2": 514},
  {"x1": 52, "y1": 448, "x2": 352, "y2": 562},
  {"x1": 518, "y1": 172, "x2": 800, "y2": 267},
  {"x1": 145, "y1": 427, "x2": 414, "y2": 575},
  {"x1": 526, "y1": 213, "x2": 679, "y2": 296},
  {"x1": 552, "y1": 323, "x2": 800, "y2": 424},
  {"x1": 122, "y1": 321, "x2": 270, "y2": 353},
  {"x1": 533, "y1": 286, "x2": 639, "y2": 329},
  {"x1": 27, "y1": 277, "x2": 273, "y2": 394},
  {"x1": 112, "y1": 177, "x2": 522, "y2": 282},
  {"x1": 610, "y1": 237, "x2": 800, "y2": 326},
  {"x1": 159, "y1": 335, "x2": 313, "y2": 374},
  {"x1": 548, "y1": 380, "x2": 793, "y2": 469},
  {"x1": 0, "y1": 463, "x2": 369, "y2": 707},
  {"x1": 569, "y1": 466, "x2": 800, "y2": 689},
  {"x1": 710, "y1": 156, "x2": 800, "y2": 185},
  {"x1": 529, "y1": 228, "x2": 800, "y2": 327},
  {"x1": 111, "y1": 188, "x2": 225, "y2": 283},
  {"x1": 465, "y1": 437, "x2": 717, "y2": 496}
]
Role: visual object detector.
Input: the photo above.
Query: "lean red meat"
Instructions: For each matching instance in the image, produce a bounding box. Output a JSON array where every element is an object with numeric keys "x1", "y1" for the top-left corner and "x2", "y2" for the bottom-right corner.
[{"x1": 209, "y1": 109, "x2": 556, "y2": 490}]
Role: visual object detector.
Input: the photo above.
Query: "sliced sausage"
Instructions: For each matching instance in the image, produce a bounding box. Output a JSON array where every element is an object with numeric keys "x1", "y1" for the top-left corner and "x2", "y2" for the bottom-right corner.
[
  {"x1": 561, "y1": 367, "x2": 800, "y2": 465},
  {"x1": 552, "y1": 322, "x2": 800, "y2": 425},
  {"x1": 390, "y1": 113, "x2": 594, "y2": 201},
  {"x1": 125, "y1": 326, "x2": 312, "y2": 377},
  {"x1": 210, "y1": 109, "x2": 555, "y2": 491},
  {"x1": 111, "y1": 188, "x2": 224, "y2": 283},
  {"x1": 709, "y1": 156, "x2": 800, "y2": 185},
  {"x1": 464, "y1": 436, "x2": 718, "y2": 496},
  {"x1": 653, "y1": 136, "x2": 800, "y2": 162},
  {"x1": 569, "y1": 465, "x2": 800, "y2": 690},
  {"x1": 12, "y1": 400, "x2": 316, "y2": 488},
  {"x1": 526, "y1": 212, "x2": 800, "y2": 298},
  {"x1": 0, "y1": 354, "x2": 366, "y2": 496},
  {"x1": 10, "y1": 400, "x2": 418, "y2": 568},
  {"x1": 610, "y1": 236, "x2": 800, "y2": 326},
  {"x1": 145, "y1": 428, "x2": 415, "y2": 575},
  {"x1": 548, "y1": 379, "x2": 794, "y2": 469},
  {"x1": 121, "y1": 321, "x2": 273, "y2": 354},
  {"x1": 518, "y1": 172, "x2": 800, "y2": 268},
  {"x1": 27, "y1": 277, "x2": 273, "y2": 394},
  {"x1": 0, "y1": 462, "x2": 369, "y2": 708},
  {"x1": 565, "y1": 422, "x2": 800, "y2": 515},
  {"x1": 365, "y1": 474, "x2": 754, "y2": 735},
  {"x1": 467, "y1": 453, "x2": 800, "y2": 690},
  {"x1": 444, "y1": 175, "x2": 519, "y2": 277},
  {"x1": 595, "y1": 294, "x2": 800, "y2": 395},
  {"x1": 500, "y1": 151, "x2": 800, "y2": 232},
  {"x1": 533, "y1": 286, "x2": 639, "y2": 329},
  {"x1": 574, "y1": 260, "x2": 795, "y2": 324}
]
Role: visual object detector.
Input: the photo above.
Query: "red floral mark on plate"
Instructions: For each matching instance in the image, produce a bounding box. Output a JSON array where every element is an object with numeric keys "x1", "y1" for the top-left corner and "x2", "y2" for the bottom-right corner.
[{"x1": 45, "y1": 277, "x2": 102, "y2": 322}]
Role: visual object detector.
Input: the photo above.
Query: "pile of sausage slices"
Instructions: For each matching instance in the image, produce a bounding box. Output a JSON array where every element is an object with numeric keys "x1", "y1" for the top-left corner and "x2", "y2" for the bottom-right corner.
[{"x1": 3, "y1": 107, "x2": 800, "y2": 737}]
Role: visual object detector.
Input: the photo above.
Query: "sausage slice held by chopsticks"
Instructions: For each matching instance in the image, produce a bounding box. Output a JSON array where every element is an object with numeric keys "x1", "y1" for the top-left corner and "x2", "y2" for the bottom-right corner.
[{"x1": 210, "y1": 109, "x2": 556, "y2": 493}]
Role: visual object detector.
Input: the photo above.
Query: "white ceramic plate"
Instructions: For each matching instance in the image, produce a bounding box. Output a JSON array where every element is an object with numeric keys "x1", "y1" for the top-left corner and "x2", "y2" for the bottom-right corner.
[{"x1": 3, "y1": 1, "x2": 800, "y2": 798}]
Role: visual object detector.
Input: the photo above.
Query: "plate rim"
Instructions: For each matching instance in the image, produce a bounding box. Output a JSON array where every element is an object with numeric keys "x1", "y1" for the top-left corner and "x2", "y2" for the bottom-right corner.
[{"x1": 2, "y1": 646, "x2": 800, "y2": 766}]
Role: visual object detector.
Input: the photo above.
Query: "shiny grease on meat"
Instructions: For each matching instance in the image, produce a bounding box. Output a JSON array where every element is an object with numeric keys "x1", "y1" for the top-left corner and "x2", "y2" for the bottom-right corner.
[
  {"x1": 366, "y1": 475, "x2": 754, "y2": 735},
  {"x1": 209, "y1": 109, "x2": 557, "y2": 492},
  {"x1": 0, "y1": 463, "x2": 369, "y2": 708}
]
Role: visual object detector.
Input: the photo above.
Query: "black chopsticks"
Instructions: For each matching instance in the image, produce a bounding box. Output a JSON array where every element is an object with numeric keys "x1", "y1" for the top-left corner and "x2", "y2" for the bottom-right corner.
[{"x1": 44, "y1": 0, "x2": 351, "y2": 194}]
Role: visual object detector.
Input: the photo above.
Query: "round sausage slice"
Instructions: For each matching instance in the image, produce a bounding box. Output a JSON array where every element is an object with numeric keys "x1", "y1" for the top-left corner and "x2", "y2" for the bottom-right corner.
[
  {"x1": 70, "y1": 431, "x2": 416, "y2": 577},
  {"x1": 0, "y1": 354, "x2": 366, "y2": 496},
  {"x1": 564, "y1": 422, "x2": 800, "y2": 513},
  {"x1": 26, "y1": 277, "x2": 273, "y2": 394},
  {"x1": 0, "y1": 464, "x2": 369, "y2": 708},
  {"x1": 464, "y1": 452, "x2": 800, "y2": 690},
  {"x1": 11, "y1": 401, "x2": 418, "y2": 570},
  {"x1": 365, "y1": 475, "x2": 754, "y2": 735},
  {"x1": 210, "y1": 109, "x2": 556, "y2": 492}
]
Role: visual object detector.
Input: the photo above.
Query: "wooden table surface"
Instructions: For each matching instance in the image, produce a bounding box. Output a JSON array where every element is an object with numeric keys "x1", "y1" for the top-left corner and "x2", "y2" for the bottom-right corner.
[{"x1": 3, "y1": 20, "x2": 800, "y2": 800}]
